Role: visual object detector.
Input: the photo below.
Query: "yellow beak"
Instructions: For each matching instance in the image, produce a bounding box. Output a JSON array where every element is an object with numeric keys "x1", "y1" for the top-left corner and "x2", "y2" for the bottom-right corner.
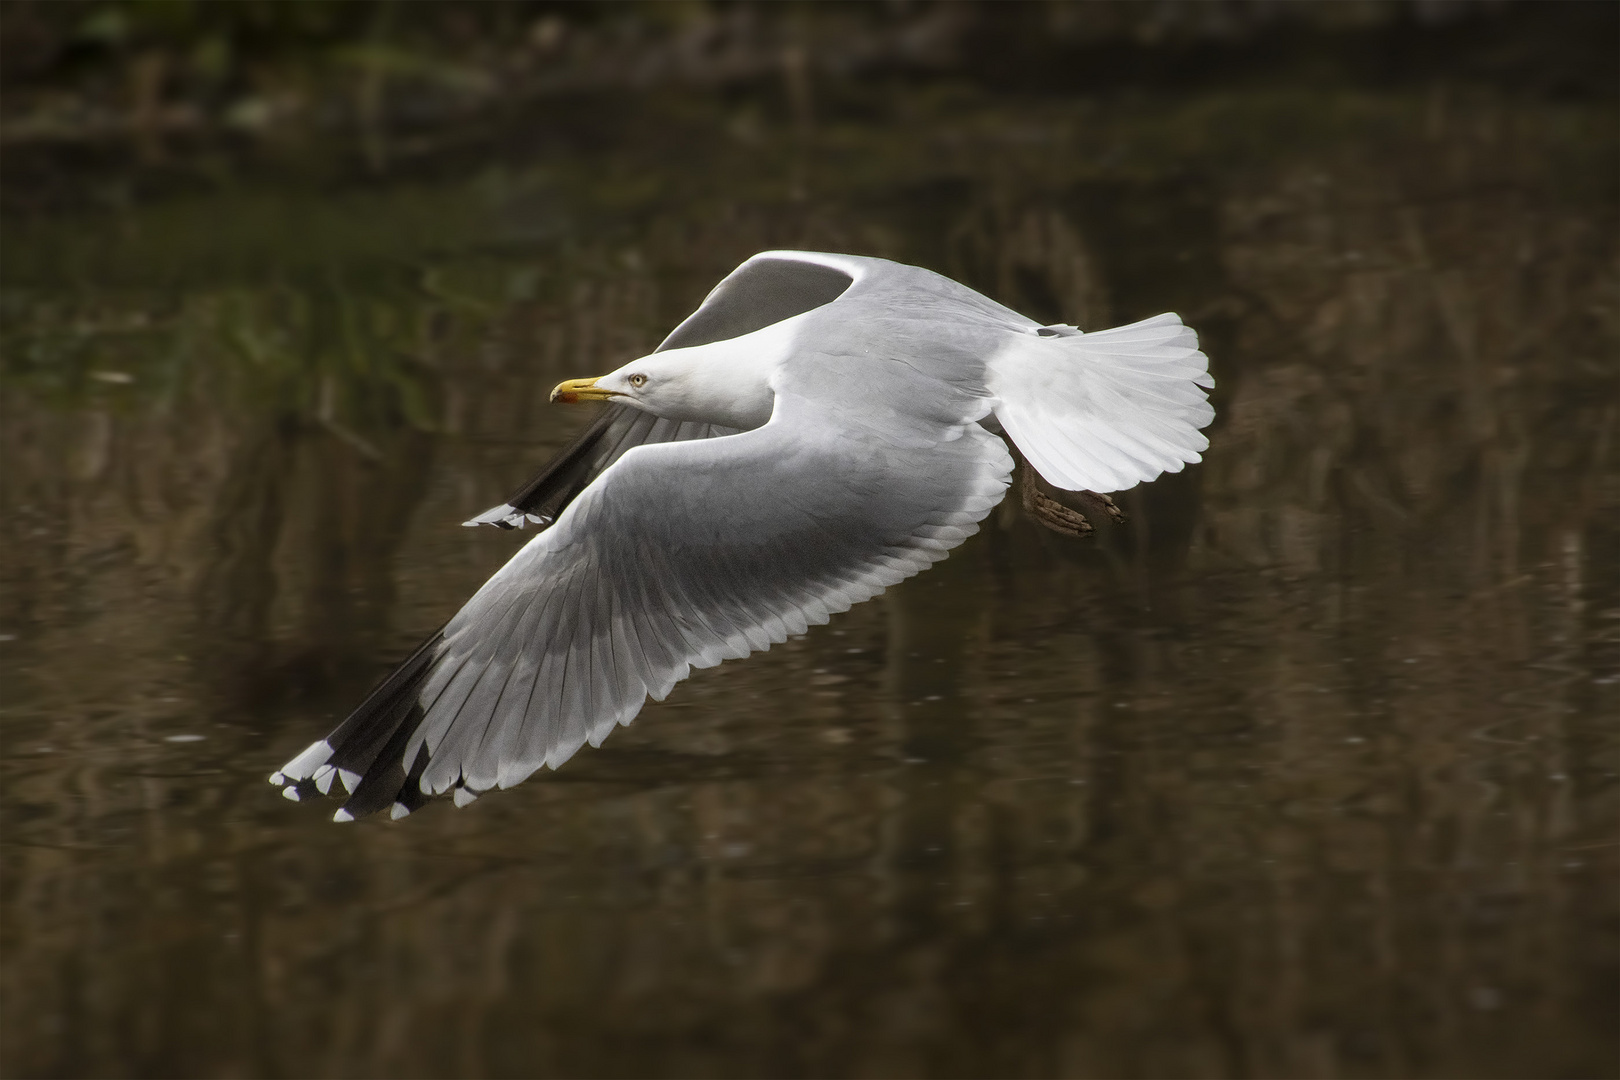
[{"x1": 550, "y1": 377, "x2": 619, "y2": 404}]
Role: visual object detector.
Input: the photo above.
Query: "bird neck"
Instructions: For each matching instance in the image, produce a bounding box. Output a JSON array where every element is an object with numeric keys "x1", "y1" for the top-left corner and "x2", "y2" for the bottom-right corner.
[{"x1": 643, "y1": 324, "x2": 791, "y2": 430}]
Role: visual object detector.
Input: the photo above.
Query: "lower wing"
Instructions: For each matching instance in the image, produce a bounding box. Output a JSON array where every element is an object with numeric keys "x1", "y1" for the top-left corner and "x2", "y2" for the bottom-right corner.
[{"x1": 271, "y1": 395, "x2": 1011, "y2": 820}]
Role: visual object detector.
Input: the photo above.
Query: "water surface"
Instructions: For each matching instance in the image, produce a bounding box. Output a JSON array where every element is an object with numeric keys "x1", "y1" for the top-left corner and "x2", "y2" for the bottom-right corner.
[{"x1": 2, "y1": 73, "x2": 1616, "y2": 1078}]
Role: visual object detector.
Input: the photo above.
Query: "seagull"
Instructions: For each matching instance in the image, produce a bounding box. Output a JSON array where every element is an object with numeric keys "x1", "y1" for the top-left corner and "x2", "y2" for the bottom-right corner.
[{"x1": 269, "y1": 251, "x2": 1214, "y2": 820}]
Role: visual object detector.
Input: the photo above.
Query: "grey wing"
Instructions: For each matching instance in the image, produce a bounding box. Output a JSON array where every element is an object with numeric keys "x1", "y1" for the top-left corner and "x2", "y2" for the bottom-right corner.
[
  {"x1": 272, "y1": 391, "x2": 1011, "y2": 818},
  {"x1": 656, "y1": 253, "x2": 855, "y2": 351}
]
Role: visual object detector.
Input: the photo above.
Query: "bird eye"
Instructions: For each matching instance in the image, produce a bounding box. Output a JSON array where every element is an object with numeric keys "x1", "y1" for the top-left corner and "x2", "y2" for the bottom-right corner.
[{"x1": 628, "y1": 373, "x2": 647, "y2": 388}]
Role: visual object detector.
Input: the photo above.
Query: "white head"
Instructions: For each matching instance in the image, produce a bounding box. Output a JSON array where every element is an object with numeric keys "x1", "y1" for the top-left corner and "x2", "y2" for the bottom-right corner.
[{"x1": 550, "y1": 324, "x2": 791, "y2": 430}]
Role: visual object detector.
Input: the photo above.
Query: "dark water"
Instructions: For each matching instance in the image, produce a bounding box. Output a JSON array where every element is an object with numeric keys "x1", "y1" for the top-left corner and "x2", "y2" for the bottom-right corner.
[{"x1": 3, "y1": 69, "x2": 1617, "y2": 1079}]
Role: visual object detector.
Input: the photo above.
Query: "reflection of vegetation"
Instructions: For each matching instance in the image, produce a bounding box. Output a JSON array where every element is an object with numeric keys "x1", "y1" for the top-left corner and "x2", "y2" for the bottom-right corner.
[
  {"x1": 0, "y1": 165, "x2": 559, "y2": 436},
  {"x1": 7, "y1": 69, "x2": 1608, "y2": 410},
  {"x1": 3, "y1": 276, "x2": 450, "y2": 438},
  {"x1": 5, "y1": 1, "x2": 1612, "y2": 183},
  {"x1": 0, "y1": 168, "x2": 532, "y2": 437}
]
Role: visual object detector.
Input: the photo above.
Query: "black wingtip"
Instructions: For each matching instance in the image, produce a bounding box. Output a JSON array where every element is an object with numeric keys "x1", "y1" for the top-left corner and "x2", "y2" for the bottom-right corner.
[
  {"x1": 336, "y1": 716, "x2": 428, "y2": 820},
  {"x1": 272, "y1": 630, "x2": 445, "y2": 821}
]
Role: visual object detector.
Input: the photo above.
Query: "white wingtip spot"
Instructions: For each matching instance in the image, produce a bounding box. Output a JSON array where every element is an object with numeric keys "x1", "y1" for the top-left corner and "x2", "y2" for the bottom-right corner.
[
  {"x1": 313, "y1": 764, "x2": 335, "y2": 794},
  {"x1": 390, "y1": 802, "x2": 411, "y2": 820},
  {"x1": 268, "y1": 771, "x2": 286, "y2": 786},
  {"x1": 339, "y1": 769, "x2": 362, "y2": 794},
  {"x1": 332, "y1": 808, "x2": 355, "y2": 823},
  {"x1": 280, "y1": 740, "x2": 334, "y2": 779},
  {"x1": 281, "y1": 786, "x2": 301, "y2": 802},
  {"x1": 453, "y1": 787, "x2": 479, "y2": 807}
]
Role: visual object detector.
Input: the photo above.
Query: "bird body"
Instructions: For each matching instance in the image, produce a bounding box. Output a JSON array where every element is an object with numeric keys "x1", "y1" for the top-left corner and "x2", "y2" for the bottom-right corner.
[{"x1": 270, "y1": 251, "x2": 1214, "y2": 820}]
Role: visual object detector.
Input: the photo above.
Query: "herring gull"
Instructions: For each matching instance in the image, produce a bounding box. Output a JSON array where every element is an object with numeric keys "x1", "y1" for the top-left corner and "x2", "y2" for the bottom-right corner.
[{"x1": 269, "y1": 251, "x2": 1214, "y2": 820}]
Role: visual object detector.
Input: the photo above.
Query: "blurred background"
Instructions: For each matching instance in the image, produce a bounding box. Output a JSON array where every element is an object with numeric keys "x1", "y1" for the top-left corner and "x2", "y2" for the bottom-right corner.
[{"x1": 1, "y1": 2, "x2": 1616, "y2": 1077}]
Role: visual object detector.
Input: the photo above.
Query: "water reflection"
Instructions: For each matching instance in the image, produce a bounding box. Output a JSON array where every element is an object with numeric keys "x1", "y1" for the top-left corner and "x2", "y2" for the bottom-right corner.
[{"x1": 2, "y1": 78, "x2": 1615, "y2": 1078}]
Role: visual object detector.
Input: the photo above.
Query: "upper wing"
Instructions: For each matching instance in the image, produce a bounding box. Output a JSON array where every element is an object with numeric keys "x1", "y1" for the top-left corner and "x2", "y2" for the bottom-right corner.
[
  {"x1": 272, "y1": 390, "x2": 1012, "y2": 819},
  {"x1": 657, "y1": 254, "x2": 855, "y2": 351},
  {"x1": 988, "y1": 313, "x2": 1215, "y2": 493}
]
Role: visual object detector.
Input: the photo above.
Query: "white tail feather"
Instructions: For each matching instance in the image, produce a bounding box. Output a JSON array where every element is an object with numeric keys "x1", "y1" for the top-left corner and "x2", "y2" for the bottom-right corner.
[{"x1": 988, "y1": 313, "x2": 1214, "y2": 493}]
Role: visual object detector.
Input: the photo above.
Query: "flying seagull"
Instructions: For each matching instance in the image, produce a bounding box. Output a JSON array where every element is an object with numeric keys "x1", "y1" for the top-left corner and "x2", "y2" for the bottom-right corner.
[{"x1": 269, "y1": 251, "x2": 1214, "y2": 820}]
